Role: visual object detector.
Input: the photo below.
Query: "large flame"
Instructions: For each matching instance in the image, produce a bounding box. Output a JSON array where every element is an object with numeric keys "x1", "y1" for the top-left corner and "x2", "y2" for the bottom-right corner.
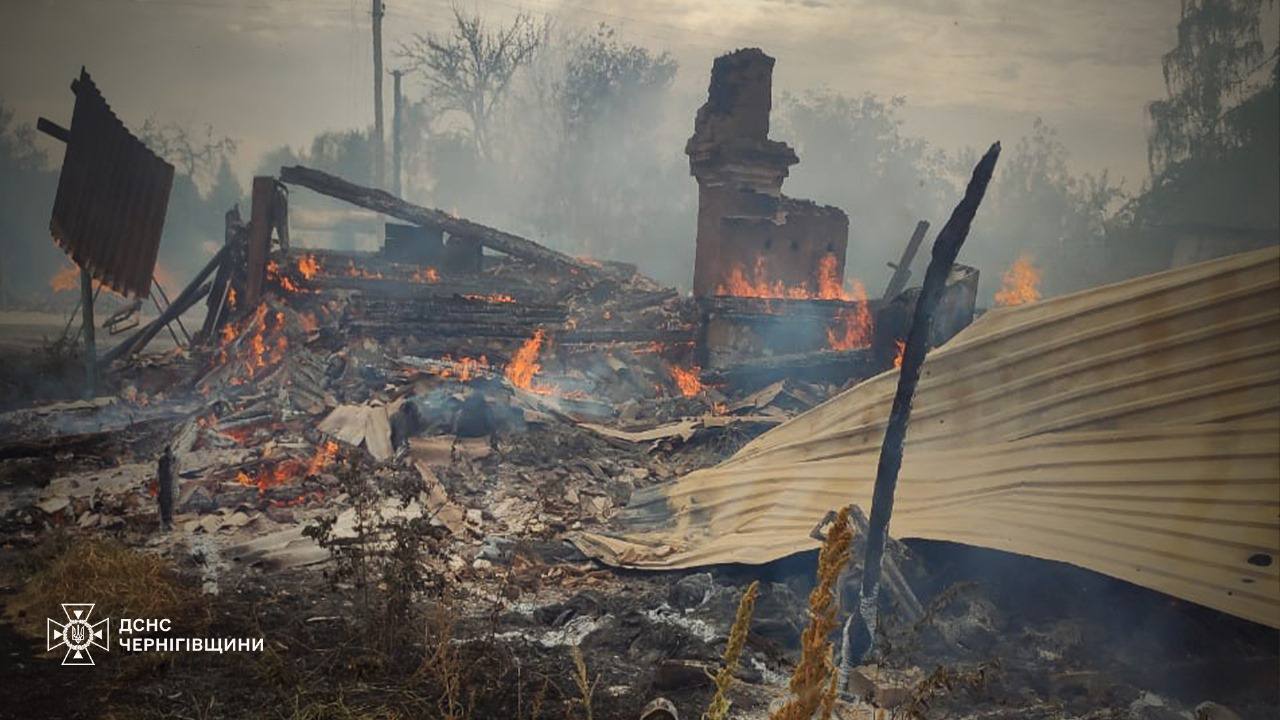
[
  {"x1": 716, "y1": 258, "x2": 814, "y2": 299},
  {"x1": 716, "y1": 253, "x2": 863, "y2": 302},
  {"x1": 669, "y1": 365, "x2": 703, "y2": 397},
  {"x1": 217, "y1": 303, "x2": 290, "y2": 385},
  {"x1": 505, "y1": 328, "x2": 546, "y2": 391},
  {"x1": 994, "y1": 254, "x2": 1042, "y2": 307},
  {"x1": 825, "y1": 279, "x2": 873, "y2": 350}
]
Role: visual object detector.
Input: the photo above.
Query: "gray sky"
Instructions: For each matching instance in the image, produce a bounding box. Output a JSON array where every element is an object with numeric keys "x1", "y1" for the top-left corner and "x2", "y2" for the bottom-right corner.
[{"x1": 3, "y1": 0, "x2": 1272, "y2": 189}]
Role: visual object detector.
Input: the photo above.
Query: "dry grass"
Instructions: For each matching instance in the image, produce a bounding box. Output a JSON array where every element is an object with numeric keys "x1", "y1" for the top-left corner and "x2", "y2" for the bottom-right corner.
[
  {"x1": 705, "y1": 579, "x2": 760, "y2": 720},
  {"x1": 571, "y1": 644, "x2": 598, "y2": 720},
  {"x1": 5, "y1": 536, "x2": 205, "y2": 641},
  {"x1": 770, "y1": 507, "x2": 853, "y2": 720}
]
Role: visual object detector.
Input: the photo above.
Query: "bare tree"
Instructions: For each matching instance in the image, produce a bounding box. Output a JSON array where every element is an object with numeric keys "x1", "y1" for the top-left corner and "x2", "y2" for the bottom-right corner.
[
  {"x1": 399, "y1": 7, "x2": 548, "y2": 158},
  {"x1": 138, "y1": 119, "x2": 237, "y2": 186}
]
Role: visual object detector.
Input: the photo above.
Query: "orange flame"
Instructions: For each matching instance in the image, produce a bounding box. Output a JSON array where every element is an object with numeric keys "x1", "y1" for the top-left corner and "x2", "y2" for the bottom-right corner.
[
  {"x1": 816, "y1": 254, "x2": 848, "y2": 300},
  {"x1": 344, "y1": 260, "x2": 384, "y2": 280},
  {"x1": 50, "y1": 264, "x2": 80, "y2": 293},
  {"x1": 893, "y1": 339, "x2": 906, "y2": 368},
  {"x1": 716, "y1": 258, "x2": 812, "y2": 299},
  {"x1": 236, "y1": 440, "x2": 338, "y2": 494},
  {"x1": 462, "y1": 293, "x2": 514, "y2": 303},
  {"x1": 219, "y1": 303, "x2": 290, "y2": 386},
  {"x1": 227, "y1": 287, "x2": 237, "y2": 309},
  {"x1": 437, "y1": 354, "x2": 490, "y2": 381},
  {"x1": 716, "y1": 253, "x2": 862, "y2": 302},
  {"x1": 825, "y1": 279, "x2": 873, "y2": 350},
  {"x1": 669, "y1": 365, "x2": 703, "y2": 397},
  {"x1": 994, "y1": 254, "x2": 1042, "y2": 307},
  {"x1": 267, "y1": 260, "x2": 300, "y2": 293},
  {"x1": 411, "y1": 266, "x2": 440, "y2": 283},
  {"x1": 297, "y1": 254, "x2": 321, "y2": 280},
  {"x1": 505, "y1": 329, "x2": 546, "y2": 391}
]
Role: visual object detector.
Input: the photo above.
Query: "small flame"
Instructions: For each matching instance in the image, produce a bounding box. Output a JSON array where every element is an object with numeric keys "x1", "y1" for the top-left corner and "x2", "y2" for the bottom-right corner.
[
  {"x1": 505, "y1": 328, "x2": 546, "y2": 391},
  {"x1": 669, "y1": 365, "x2": 703, "y2": 397},
  {"x1": 893, "y1": 339, "x2": 906, "y2": 368},
  {"x1": 267, "y1": 260, "x2": 300, "y2": 293},
  {"x1": 344, "y1": 260, "x2": 384, "y2": 280},
  {"x1": 297, "y1": 254, "x2": 321, "y2": 280},
  {"x1": 226, "y1": 287, "x2": 237, "y2": 309},
  {"x1": 50, "y1": 264, "x2": 80, "y2": 293},
  {"x1": 994, "y1": 254, "x2": 1042, "y2": 307},
  {"x1": 411, "y1": 266, "x2": 440, "y2": 283},
  {"x1": 236, "y1": 440, "x2": 338, "y2": 494},
  {"x1": 462, "y1": 293, "x2": 514, "y2": 303},
  {"x1": 437, "y1": 354, "x2": 490, "y2": 381}
]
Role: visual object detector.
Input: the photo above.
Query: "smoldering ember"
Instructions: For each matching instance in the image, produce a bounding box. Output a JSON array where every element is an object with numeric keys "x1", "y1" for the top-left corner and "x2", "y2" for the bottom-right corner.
[{"x1": 0, "y1": 4, "x2": 1277, "y2": 720}]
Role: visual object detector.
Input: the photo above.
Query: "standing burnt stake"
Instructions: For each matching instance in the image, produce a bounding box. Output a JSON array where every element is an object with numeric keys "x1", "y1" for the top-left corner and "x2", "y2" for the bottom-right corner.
[
  {"x1": 157, "y1": 445, "x2": 175, "y2": 531},
  {"x1": 839, "y1": 142, "x2": 1001, "y2": 686}
]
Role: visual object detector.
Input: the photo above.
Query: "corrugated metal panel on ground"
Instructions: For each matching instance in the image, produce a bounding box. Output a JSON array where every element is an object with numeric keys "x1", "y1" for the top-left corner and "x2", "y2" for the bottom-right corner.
[
  {"x1": 49, "y1": 68, "x2": 173, "y2": 298},
  {"x1": 572, "y1": 245, "x2": 1280, "y2": 628}
]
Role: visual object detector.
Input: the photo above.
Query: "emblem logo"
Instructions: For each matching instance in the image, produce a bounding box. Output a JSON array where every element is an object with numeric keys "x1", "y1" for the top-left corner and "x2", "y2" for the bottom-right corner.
[{"x1": 47, "y1": 603, "x2": 110, "y2": 666}]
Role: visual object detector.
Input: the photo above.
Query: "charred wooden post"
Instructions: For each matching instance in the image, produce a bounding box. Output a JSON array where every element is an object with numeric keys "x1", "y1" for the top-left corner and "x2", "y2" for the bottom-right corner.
[
  {"x1": 200, "y1": 206, "x2": 247, "y2": 342},
  {"x1": 882, "y1": 220, "x2": 930, "y2": 301},
  {"x1": 157, "y1": 445, "x2": 175, "y2": 530},
  {"x1": 278, "y1": 165, "x2": 611, "y2": 281},
  {"x1": 244, "y1": 177, "x2": 275, "y2": 308},
  {"x1": 80, "y1": 266, "x2": 96, "y2": 396},
  {"x1": 840, "y1": 142, "x2": 1001, "y2": 686}
]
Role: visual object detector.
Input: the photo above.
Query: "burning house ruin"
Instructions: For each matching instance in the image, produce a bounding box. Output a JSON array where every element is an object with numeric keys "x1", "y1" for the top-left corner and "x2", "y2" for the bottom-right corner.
[{"x1": 2, "y1": 45, "x2": 1277, "y2": 720}]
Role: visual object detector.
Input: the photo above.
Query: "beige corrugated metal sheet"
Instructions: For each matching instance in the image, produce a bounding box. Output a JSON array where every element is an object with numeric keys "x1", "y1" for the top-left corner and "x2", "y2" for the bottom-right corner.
[{"x1": 573, "y1": 245, "x2": 1280, "y2": 628}]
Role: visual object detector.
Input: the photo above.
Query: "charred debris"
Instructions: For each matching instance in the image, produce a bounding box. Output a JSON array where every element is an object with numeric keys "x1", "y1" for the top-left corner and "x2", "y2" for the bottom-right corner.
[{"x1": 1, "y1": 51, "x2": 1275, "y2": 720}]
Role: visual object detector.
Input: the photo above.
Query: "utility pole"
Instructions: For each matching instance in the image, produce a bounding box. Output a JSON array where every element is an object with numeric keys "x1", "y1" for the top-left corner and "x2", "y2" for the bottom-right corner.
[
  {"x1": 391, "y1": 68, "x2": 404, "y2": 197},
  {"x1": 371, "y1": 0, "x2": 385, "y2": 190}
]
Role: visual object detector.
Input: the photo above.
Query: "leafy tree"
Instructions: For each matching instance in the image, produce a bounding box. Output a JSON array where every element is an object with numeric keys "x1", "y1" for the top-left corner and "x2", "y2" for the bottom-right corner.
[
  {"x1": 399, "y1": 8, "x2": 549, "y2": 159},
  {"x1": 982, "y1": 119, "x2": 1125, "y2": 296},
  {"x1": 0, "y1": 100, "x2": 59, "y2": 303},
  {"x1": 559, "y1": 24, "x2": 677, "y2": 140},
  {"x1": 777, "y1": 90, "x2": 955, "y2": 288},
  {"x1": 1147, "y1": 0, "x2": 1273, "y2": 173}
]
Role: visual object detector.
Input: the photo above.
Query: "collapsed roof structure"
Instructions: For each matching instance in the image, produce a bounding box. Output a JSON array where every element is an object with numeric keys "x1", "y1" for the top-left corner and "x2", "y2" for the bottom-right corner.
[{"x1": 575, "y1": 245, "x2": 1280, "y2": 628}]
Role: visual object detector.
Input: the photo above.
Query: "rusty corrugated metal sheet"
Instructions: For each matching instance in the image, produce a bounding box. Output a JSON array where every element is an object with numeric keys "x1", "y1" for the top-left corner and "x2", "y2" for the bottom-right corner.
[
  {"x1": 49, "y1": 68, "x2": 173, "y2": 298},
  {"x1": 573, "y1": 246, "x2": 1280, "y2": 627}
]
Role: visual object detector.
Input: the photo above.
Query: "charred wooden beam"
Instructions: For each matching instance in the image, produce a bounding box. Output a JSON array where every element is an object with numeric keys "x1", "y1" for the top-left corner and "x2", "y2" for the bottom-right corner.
[
  {"x1": 701, "y1": 347, "x2": 875, "y2": 388},
  {"x1": 100, "y1": 245, "x2": 227, "y2": 367},
  {"x1": 882, "y1": 220, "x2": 930, "y2": 301},
  {"x1": 840, "y1": 142, "x2": 1000, "y2": 684},
  {"x1": 278, "y1": 165, "x2": 610, "y2": 282}
]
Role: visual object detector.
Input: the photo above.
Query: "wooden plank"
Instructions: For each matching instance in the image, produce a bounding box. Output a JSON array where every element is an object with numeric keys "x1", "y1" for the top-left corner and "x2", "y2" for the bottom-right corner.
[{"x1": 278, "y1": 165, "x2": 610, "y2": 281}]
